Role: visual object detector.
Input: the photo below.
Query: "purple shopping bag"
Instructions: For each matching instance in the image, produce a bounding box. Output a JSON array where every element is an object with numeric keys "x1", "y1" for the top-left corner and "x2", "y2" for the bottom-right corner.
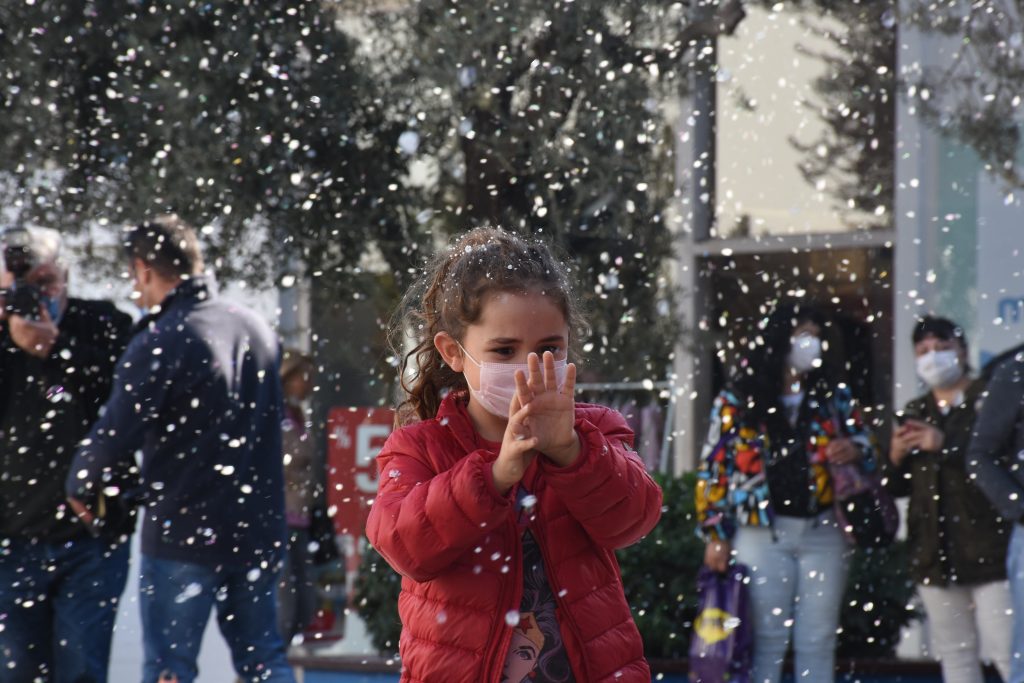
[{"x1": 689, "y1": 564, "x2": 752, "y2": 683}]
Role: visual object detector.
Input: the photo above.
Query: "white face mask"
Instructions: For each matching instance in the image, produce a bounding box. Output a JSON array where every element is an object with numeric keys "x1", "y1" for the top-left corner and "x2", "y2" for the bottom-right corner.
[
  {"x1": 458, "y1": 343, "x2": 568, "y2": 419},
  {"x1": 787, "y1": 334, "x2": 822, "y2": 374},
  {"x1": 916, "y1": 349, "x2": 963, "y2": 389}
]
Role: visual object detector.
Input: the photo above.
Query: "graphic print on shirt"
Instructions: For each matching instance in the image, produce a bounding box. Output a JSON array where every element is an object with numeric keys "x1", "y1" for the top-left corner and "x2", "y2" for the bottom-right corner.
[
  {"x1": 501, "y1": 486, "x2": 576, "y2": 683},
  {"x1": 502, "y1": 612, "x2": 545, "y2": 682}
]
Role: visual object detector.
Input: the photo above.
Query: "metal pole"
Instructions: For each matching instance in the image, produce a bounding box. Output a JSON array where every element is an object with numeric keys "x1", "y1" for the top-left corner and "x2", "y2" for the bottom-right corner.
[
  {"x1": 691, "y1": 0, "x2": 717, "y2": 244},
  {"x1": 673, "y1": 0, "x2": 718, "y2": 474}
]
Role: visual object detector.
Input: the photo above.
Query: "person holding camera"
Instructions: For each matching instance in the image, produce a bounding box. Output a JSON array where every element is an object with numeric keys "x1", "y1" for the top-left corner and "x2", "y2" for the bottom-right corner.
[{"x1": 0, "y1": 226, "x2": 134, "y2": 683}]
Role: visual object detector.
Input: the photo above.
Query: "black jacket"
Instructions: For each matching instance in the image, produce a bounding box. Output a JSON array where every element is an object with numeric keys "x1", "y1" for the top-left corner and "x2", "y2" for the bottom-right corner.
[
  {"x1": 967, "y1": 350, "x2": 1024, "y2": 525},
  {"x1": 889, "y1": 378, "x2": 1010, "y2": 586},
  {"x1": 0, "y1": 298, "x2": 131, "y2": 542},
  {"x1": 66, "y1": 278, "x2": 287, "y2": 568}
]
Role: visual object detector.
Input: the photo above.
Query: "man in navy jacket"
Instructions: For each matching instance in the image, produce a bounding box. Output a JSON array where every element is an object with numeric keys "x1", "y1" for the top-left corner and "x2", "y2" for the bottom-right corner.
[{"x1": 66, "y1": 215, "x2": 295, "y2": 683}]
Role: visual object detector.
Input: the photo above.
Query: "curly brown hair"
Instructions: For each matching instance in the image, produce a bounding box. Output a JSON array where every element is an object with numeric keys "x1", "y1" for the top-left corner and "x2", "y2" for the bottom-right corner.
[{"x1": 389, "y1": 227, "x2": 588, "y2": 425}]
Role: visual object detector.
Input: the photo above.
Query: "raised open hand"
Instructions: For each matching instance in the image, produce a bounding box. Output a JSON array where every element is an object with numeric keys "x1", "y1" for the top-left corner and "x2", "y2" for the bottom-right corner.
[
  {"x1": 514, "y1": 351, "x2": 579, "y2": 467},
  {"x1": 492, "y1": 391, "x2": 540, "y2": 495}
]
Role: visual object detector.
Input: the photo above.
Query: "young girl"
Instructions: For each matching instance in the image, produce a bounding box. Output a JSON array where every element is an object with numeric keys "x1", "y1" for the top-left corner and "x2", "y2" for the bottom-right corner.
[{"x1": 366, "y1": 227, "x2": 663, "y2": 683}]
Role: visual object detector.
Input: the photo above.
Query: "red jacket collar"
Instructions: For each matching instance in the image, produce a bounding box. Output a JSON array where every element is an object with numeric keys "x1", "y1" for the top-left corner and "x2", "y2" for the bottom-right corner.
[
  {"x1": 434, "y1": 390, "x2": 543, "y2": 490},
  {"x1": 435, "y1": 390, "x2": 484, "y2": 455}
]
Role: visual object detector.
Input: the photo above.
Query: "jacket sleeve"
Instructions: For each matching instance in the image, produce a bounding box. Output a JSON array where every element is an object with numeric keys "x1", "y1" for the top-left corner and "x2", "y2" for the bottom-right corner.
[
  {"x1": 64, "y1": 330, "x2": 171, "y2": 501},
  {"x1": 365, "y1": 428, "x2": 514, "y2": 582},
  {"x1": 695, "y1": 391, "x2": 757, "y2": 542},
  {"x1": 967, "y1": 359, "x2": 1024, "y2": 521},
  {"x1": 536, "y1": 407, "x2": 663, "y2": 550}
]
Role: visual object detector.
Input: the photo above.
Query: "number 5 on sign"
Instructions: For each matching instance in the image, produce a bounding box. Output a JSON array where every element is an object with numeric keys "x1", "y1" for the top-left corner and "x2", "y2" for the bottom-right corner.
[
  {"x1": 355, "y1": 423, "x2": 390, "y2": 494},
  {"x1": 326, "y1": 407, "x2": 394, "y2": 538}
]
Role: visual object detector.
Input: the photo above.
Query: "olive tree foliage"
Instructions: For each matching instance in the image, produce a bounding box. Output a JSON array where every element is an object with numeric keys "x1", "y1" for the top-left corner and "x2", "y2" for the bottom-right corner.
[
  {"x1": 0, "y1": 0, "x2": 758, "y2": 381},
  {"x1": 901, "y1": 0, "x2": 1024, "y2": 189},
  {"x1": 352, "y1": 0, "x2": 746, "y2": 380},
  {"x1": 790, "y1": 0, "x2": 896, "y2": 227},
  {"x1": 0, "y1": 0, "x2": 415, "y2": 288},
  {"x1": 771, "y1": 0, "x2": 1021, "y2": 223}
]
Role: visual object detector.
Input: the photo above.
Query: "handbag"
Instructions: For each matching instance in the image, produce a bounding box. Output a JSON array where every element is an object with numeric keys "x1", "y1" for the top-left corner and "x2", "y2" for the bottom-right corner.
[
  {"x1": 689, "y1": 564, "x2": 752, "y2": 683},
  {"x1": 830, "y1": 461, "x2": 898, "y2": 548}
]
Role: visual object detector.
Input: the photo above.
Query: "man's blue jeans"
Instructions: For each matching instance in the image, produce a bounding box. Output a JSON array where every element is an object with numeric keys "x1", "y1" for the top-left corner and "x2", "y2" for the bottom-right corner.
[
  {"x1": 1008, "y1": 525, "x2": 1024, "y2": 683},
  {"x1": 139, "y1": 554, "x2": 296, "y2": 683},
  {"x1": 0, "y1": 535, "x2": 130, "y2": 683}
]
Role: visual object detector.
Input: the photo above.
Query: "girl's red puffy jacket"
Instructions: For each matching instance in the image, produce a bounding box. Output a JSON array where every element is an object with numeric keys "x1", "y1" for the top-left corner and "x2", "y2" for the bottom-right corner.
[{"x1": 365, "y1": 392, "x2": 663, "y2": 683}]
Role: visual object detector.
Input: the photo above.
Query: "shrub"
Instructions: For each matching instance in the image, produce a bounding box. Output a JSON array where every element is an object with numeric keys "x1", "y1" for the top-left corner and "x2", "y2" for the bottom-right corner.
[
  {"x1": 354, "y1": 545, "x2": 403, "y2": 655},
  {"x1": 837, "y1": 542, "x2": 918, "y2": 658},
  {"x1": 616, "y1": 472, "x2": 706, "y2": 659},
  {"x1": 616, "y1": 472, "x2": 919, "y2": 660}
]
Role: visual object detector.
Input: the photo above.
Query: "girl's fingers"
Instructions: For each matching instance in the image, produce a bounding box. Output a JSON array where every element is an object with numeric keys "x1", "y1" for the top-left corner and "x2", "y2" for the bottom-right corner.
[
  {"x1": 542, "y1": 351, "x2": 557, "y2": 391},
  {"x1": 509, "y1": 397, "x2": 532, "y2": 427},
  {"x1": 561, "y1": 362, "x2": 577, "y2": 397},
  {"x1": 511, "y1": 427, "x2": 532, "y2": 442},
  {"x1": 509, "y1": 403, "x2": 532, "y2": 441},
  {"x1": 527, "y1": 352, "x2": 544, "y2": 392},
  {"x1": 523, "y1": 436, "x2": 539, "y2": 451},
  {"x1": 506, "y1": 400, "x2": 533, "y2": 444},
  {"x1": 510, "y1": 435, "x2": 539, "y2": 452},
  {"x1": 514, "y1": 368, "x2": 532, "y2": 407},
  {"x1": 505, "y1": 393, "x2": 528, "y2": 430}
]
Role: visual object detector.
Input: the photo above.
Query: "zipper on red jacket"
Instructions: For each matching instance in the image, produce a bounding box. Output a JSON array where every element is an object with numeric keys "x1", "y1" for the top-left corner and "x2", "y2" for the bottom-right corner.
[
  {"x1": 532, "y1": 513, "x2": 594, "y2": 682},
  {"x1": 482, "y1": 502, "x2": 524, "y2": 683}
]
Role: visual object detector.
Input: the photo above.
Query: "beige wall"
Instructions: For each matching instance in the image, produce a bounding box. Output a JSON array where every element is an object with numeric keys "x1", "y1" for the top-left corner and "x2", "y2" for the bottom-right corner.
[{"x1": 716, "y1": 5, "x2": 877, "y2": 237}]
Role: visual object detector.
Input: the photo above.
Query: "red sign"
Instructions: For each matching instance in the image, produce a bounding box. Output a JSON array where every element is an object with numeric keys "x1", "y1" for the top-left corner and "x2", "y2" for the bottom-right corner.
[
  {"x1": 307, "y1": 406, "x2": 394, "y2": 640},
  {"x1": 326, "y1": 406, "x2": 394, "y2": 540}
]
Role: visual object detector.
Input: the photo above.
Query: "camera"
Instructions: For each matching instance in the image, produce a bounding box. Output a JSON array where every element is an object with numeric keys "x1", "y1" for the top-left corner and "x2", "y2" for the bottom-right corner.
[{"x1": 1, "y1": 226, "x2": 42, "y2": 319}]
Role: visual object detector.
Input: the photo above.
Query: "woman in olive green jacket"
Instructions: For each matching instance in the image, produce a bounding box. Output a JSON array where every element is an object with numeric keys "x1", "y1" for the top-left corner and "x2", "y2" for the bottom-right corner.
[{"x1": 889, "y1": 317, "x2": 1011, "y2": 683}]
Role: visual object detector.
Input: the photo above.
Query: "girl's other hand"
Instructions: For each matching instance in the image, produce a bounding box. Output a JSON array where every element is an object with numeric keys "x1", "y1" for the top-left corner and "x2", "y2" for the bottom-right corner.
[
  {"x1": 492, "y1": 392, "x2": 539, "y2": 495},
  {"x1": 515, "y1": 351, "x2": 579, "y2": 467}
]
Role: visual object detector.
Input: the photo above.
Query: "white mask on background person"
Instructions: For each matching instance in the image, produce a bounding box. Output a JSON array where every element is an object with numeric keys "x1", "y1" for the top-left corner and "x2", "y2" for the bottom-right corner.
[
  {"x1": 458, "y1": 343, "x2": 568, "y2": 419},
  {"x1": 916, "y1": 349, "x2": 963, "y2": 389},
  {"x1": 787, "y1": 334, "x2": 822, "y2": 374}
]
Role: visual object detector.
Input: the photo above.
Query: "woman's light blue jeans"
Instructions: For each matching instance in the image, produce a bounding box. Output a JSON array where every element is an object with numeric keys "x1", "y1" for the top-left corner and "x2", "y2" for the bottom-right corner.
[{"x1": 733, "y1": 511, "x2": 851, "y2": 683}]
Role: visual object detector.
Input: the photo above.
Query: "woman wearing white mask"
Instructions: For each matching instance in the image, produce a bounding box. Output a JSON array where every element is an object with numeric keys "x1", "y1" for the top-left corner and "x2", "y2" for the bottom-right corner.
[
  {"x1": 697, "y1": 302, "x2": 876, "y2": 683},
  {"x1": 889, "y1": 316, "x2": 1012, "y2": 683}
]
